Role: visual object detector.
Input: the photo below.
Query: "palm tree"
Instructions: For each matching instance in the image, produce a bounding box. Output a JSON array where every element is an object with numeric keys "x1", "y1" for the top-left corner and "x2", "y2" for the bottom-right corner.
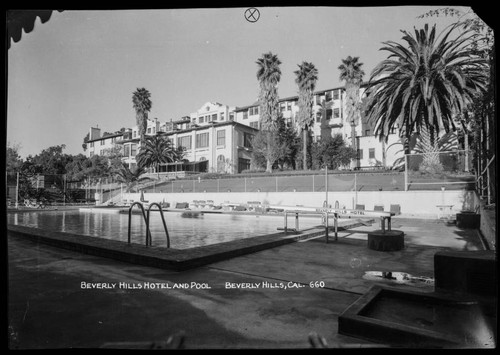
[
  {"x1": 365, "y1": 23, "x2": 487, "y2": 155},
  {"x1": 256, "y1": 52, "x2": 282, "y2": 173},
  {"x1": 132, "y1": 88, "x2": 153, "y2": 146},
  {"x1": 338, "y1": 56, "x2": 365, "y2": 167},
  {"x1": 114, "y1": 162, "x2": 149, "y2": 192},
  {"x1": 294, "y1": 61, "x2": 318, "y2": 170},
  {"x1": 136, "y1": 135, "x2": 184, "y2": 177}
]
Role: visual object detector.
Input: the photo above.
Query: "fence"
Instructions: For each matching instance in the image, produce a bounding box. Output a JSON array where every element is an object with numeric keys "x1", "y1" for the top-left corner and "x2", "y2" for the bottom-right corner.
[
  {"x1": 404, "y1": 150, "x2": 475, "y2": 191},
  {"x1": 142, "y1": 172, "x2": 406, "y2": 195},
  {"x1": 6, "y1": 173, "x2": 104, "y2": 207}
]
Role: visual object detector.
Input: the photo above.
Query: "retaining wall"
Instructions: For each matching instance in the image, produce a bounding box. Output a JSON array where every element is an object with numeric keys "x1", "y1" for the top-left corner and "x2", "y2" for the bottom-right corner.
[{"x1": 120, "y1": 189, "x2": 478, "y2": 218}]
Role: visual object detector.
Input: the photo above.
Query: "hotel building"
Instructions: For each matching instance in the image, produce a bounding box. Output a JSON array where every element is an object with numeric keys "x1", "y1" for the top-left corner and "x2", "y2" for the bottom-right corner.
[{"x1": 85, "y1": 86, "x2": 406, "y2": 175}]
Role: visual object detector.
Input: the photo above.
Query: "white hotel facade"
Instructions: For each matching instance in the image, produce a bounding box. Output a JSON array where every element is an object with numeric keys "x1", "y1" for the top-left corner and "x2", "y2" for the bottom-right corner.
[{"x1": 85, "y1": 86, "x2": 405, "y2": 175}]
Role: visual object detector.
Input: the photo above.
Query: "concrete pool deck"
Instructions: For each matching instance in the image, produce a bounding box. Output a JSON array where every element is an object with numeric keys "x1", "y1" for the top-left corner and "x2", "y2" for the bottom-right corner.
[{"x1": 7, "y1": 216, "x2": 494, "y2": 349}]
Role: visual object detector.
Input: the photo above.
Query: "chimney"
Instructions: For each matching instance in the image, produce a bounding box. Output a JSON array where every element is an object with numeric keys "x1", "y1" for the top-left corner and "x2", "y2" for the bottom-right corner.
[{"x1": 89, "y1": 127, "x2": 101, "y2": 140}]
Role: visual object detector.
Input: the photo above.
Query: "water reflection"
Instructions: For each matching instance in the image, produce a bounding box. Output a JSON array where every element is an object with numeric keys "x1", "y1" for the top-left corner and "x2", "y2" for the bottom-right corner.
[{"x1": 8, "y1": 211, "x2": 322, "y2": 249}]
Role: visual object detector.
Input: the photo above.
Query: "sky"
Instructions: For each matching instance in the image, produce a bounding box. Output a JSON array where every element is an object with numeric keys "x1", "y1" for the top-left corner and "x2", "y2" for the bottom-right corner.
[{"x1": 7, "y1": 6, "x2": 477, "y2": 158}]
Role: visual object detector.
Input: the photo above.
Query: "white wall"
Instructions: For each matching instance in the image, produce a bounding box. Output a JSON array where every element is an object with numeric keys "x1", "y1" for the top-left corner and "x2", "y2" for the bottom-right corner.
[{"x1": 122, "y1": 189, "x2": 477, "y2": 218}]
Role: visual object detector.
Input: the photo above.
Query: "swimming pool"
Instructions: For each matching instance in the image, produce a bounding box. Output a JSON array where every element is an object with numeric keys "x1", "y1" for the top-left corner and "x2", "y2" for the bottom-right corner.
[{"x1": 7, "y1": 210, "x2": 325, "y2": 249}]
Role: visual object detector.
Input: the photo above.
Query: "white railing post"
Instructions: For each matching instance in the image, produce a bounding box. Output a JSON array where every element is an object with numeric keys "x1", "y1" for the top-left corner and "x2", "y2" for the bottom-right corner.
[{"x1": 15, "y1": 172, "x2": 19, "y2": 209}]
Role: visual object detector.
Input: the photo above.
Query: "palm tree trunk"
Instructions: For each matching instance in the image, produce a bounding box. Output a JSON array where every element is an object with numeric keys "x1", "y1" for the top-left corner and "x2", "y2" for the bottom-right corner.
[
  {"x1": 303, "y1": 127, "x2": 308, "y2": 170},
  {"x1": 266, "y1": 131, "x2": 272, "y2": 173},
  {"x1": 351, "y1": 122, "x2": 357, "y2": 169}
]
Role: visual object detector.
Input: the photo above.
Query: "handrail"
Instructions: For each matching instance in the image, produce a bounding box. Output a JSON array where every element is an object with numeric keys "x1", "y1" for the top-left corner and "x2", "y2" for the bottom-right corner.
[
  {"x1": 146, "y1": 203, "x2": 170, "y2": 248},
  {"x1": 476, "y1": 155, "x2": 495, "y2": 182},
  {"x1": 127, "y1": 202, "x2": 151, "y2": 245}
]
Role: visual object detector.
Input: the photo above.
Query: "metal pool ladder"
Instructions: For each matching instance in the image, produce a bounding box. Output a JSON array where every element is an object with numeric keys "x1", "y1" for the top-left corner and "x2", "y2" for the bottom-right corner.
[{"x1": 127, "y1": 202, "x2": 170, "y2": 248}]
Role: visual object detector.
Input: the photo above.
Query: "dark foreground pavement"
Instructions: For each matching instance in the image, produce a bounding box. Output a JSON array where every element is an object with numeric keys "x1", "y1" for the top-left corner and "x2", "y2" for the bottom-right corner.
[{"x1": 7, "y1": 218, "x2": 491, "y2": 349}]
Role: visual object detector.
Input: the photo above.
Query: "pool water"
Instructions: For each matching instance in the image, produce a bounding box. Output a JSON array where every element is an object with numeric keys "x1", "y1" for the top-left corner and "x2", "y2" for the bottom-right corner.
[{"x1": 8, "y1": 211, "x2": 324, "y2": 249}]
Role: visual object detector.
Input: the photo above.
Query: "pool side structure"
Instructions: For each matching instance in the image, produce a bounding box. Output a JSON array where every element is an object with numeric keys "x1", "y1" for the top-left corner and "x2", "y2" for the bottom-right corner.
[{"x1": 8, "y1": 219, "x2": 368, "y2": 271}]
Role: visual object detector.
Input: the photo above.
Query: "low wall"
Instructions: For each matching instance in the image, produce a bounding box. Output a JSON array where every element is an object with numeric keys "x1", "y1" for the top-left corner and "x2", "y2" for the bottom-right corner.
[{"x1": 121, "y1": 189, "x2": 477, "y2": 218}]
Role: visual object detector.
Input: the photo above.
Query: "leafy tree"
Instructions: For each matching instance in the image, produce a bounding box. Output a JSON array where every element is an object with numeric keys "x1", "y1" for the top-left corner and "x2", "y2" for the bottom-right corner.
[
  {"x1": 338, "y1": 56, "x2": 364, "y2": 164},
  {"x1": 256, "y1": 52, "x2": 282, "y2": 173},
  {"x1": 6, "y1": 142, "x2": 23, "y2": 174},
  {"x1": 64, "y1": 154, "x2": 90, "y2": 182},
  {"x1": 82, "y1": 132, "x2": 89, "y2": 152},
  {"x1": 294, "y1": 61, "x2": 319, "y2": 170},
  {"x1": 136, "y1": 135, "x2": 185, "y2": 177},
  {"x1": 132, "y1": 88, "x2": 153, "y2": 145},
  {"x1": 311, "y1": 134, "x2": 356, "y2": 170},
  {"x1": 30, "y1": 145, "x2": 73, "y2": 175},
  {"x1": 365, "y1": 23, "x2": 488, "y2": 156},
  {"x1": 275, "y1": 114, "x2": 300, "y2": 170},
  {"x1": 251, "y1": 130, "x2": 289, "y2": 172}
]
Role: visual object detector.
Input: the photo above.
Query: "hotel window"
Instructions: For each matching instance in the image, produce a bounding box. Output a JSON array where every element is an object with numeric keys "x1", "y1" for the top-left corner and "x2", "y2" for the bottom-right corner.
[
  {"x1": 147, "y1": 128, "x2": 151, "y2": 134},
  {"x1": 90, "y1": 142, "x2": 94, "y2": 148},
  {"x1": 220, "y1": 112, "x2": 225, "y2": 121},
  {"x1": 333, "y1": 108, "x2": 340, "y2": 118},
  {"x1": 124, "y1": 145, "x2": 130, "y2": 157},
  {"x1": 100, "y1": 140, "x2": 105, "y2": 146},
  {"x1": 199, "y1": 116, "x2": 204, "y2": 124},
  {"x1": 133, "y1": 131, "x2": 137, "y2": 138},
  {"x1": 333, "y1": 90, "x2": 339, "y2": 100},
  {"x1": 369, "y1": 148, "x2": 375, "y2": 159},
  {"x1": 357, "y1": 149, "x2": 363, "y2": 159},
  {"x1": 243, "y1": 132, "x2": 253, "y2": 148},
  {"x1": 229, "y1": 113, "x2": 235, "y2": 121},
  {"x1": 212, "y1": 114, "x2": 217, "y2": 121},
  {"x1": 280, "y1": 103, "x2": 286, "y2": 112},
  {"x1": 250, "y1": 121, "x2": 259, "y2": 129},
  {"x1": 287, "y1": 102, "x2": 292, "y2": 111},
  {"x1": 315, "y1": 95, "x2": 322, "y2": 105},
  {"x1": 192, "y1": 118, "x2": 196, "y2": 123},
  {"x1": 90, "y1": 151, "x2": 94, "y2": 157},
  {"x1": 131, "y1": 144, "x2": 137, "y2": 157},
  {"x1": 243, "y1": 111, "x2": 248, "y2": 119},
  {"x1": 365, "y1": 129, "x2": 371, "y2": 136},
  {"x1": 325, "y1": 91, "x2": 332, "y2": 102},
  {"x1": 316, "y1": 112, "x2": 321, "y2": 123},
  {"x1": 217, "y1": 130, "x2": 225, "y2": 146},
  {"x1": 177, "y1": 136, "x2": 192, "y2": 150},
  {"x1": 111, "y1": 137, "x2": 116, "y2": 143},
  {"x1": 249, "y1": 106, "x2": 259, "y2": 116},
  {"x1": 196, "y1": 132, "x2": 209, "y2": 148}
]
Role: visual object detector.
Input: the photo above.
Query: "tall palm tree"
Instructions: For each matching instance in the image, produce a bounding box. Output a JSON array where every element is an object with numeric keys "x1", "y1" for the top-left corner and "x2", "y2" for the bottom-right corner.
[
  {"x1": 136, "y1": 135, "x2": 184, "y2": 177},
  {"x1": 338, "y1": 56, "x2": 365, "y2": 167},
  {"x1": 295, "y1": 61, "x2": 318, "y2": 170},
  {"x1": 365, "y1": 23, "x2": 487, "y2": 155},
  {"x1": 132, "y1": 88, "x2": 153, "y2": 146},
  {"x1": 256, "y1": 52, "x2": 282, "y2": 173}
]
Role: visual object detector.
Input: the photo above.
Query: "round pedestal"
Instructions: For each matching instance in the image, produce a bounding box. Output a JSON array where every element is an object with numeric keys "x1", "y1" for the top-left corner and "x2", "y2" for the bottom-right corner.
[
  {"x1": 456, "y1": 212, "x2": 480, "y2": 229},
  {"x1": 367, "y1": 230, "x2": 404, "y2": 251}
]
